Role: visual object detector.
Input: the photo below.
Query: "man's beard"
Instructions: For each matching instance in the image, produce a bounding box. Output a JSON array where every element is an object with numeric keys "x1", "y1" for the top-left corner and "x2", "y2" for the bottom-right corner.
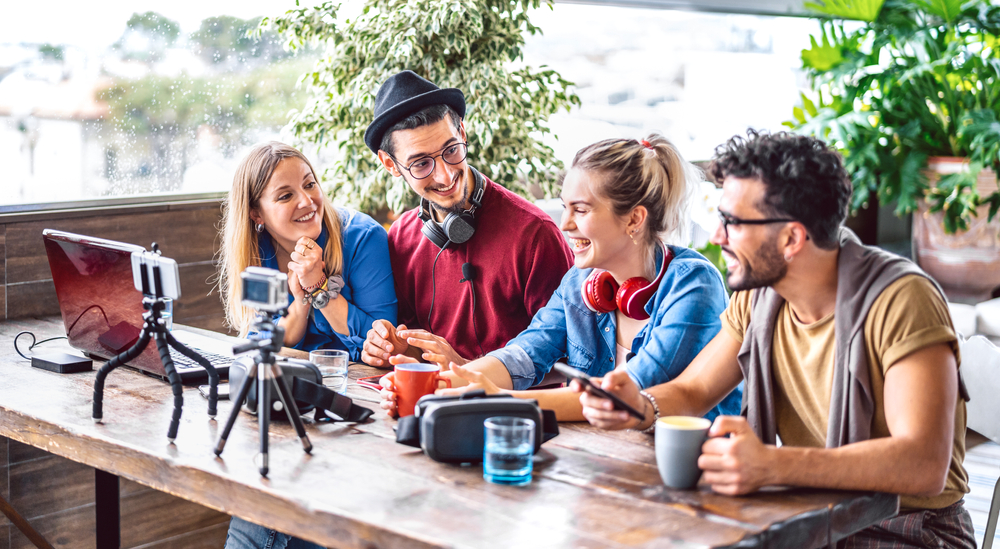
[
  {"x1": 426, "y1": 174, "x2": 470, "y2": 216},
  {"x1": 726, "y1": 243, "x2": 787, "y2": 292}
]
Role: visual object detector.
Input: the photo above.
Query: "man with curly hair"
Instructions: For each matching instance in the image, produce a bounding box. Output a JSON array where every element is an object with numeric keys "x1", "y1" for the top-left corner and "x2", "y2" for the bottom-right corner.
[{"x1": 578, "y1": 130, "x2": 974, "y2": 548}]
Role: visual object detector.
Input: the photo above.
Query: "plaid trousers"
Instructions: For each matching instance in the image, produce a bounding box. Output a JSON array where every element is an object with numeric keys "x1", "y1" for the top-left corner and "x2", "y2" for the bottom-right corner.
[{"x1": 838, "y1": 500, "x2": 977, "y2": 549}]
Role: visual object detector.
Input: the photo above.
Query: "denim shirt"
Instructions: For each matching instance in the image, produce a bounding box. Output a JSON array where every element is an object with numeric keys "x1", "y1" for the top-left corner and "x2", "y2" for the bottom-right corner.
[
  {"x1": 258, "y1": 207, "x2": 398, "y2": 359},
  {"x1": 488, "y1": 245, "x2": 743, "y2": 421}
]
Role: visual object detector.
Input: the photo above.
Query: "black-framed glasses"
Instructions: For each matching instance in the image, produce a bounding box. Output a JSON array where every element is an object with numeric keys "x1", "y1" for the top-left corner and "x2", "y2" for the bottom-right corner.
[
  {"x1": 718, "y1": 210, "x2": 797, "y2": 239},
  {"x1": 390, "y1": 142, "x2": 468, "y2": 180}
]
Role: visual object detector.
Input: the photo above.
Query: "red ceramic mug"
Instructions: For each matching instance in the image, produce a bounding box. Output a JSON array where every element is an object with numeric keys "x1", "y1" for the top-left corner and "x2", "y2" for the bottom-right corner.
[{"x1": 393, "y1": 363, "x2": 452, "y2": 417}]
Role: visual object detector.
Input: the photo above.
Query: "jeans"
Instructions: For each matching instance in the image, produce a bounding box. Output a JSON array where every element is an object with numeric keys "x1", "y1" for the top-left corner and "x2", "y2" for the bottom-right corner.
[{"x1": 225, "y1": 516, "x2": 326, "y2": 549}]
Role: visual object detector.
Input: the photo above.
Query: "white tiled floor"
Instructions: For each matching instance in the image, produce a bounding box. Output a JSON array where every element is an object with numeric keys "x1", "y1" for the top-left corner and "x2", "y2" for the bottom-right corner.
[{"x1": 966, "y1": 431, "x2": 1000, "y2": 548}]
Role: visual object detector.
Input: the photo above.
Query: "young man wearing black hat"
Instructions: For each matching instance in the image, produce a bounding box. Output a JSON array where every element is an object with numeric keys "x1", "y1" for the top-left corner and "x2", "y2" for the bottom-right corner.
[{"x1": 360, "y1": 70, "x2": 573, "y2": 369}]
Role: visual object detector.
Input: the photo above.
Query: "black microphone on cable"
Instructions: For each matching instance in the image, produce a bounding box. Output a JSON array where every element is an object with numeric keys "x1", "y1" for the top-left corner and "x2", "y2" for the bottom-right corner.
[
  {"x1": 460, "y1": 263, "x2": 475, "y2": 283},
  {"x1": 459, "y1": 262, "x2": 485, "y2": 357}
]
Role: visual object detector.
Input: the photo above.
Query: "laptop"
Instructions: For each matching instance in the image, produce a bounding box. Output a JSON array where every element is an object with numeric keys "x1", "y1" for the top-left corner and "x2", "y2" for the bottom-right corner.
[{"x1": 42, "y1": 229, "x2": 237, "y2": 383}]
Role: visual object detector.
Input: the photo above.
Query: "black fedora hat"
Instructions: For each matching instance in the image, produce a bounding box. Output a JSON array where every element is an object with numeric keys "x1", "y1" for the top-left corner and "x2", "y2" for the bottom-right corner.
[{"x1": 364, "y1": 70, "x2": 466, "y2": 154}]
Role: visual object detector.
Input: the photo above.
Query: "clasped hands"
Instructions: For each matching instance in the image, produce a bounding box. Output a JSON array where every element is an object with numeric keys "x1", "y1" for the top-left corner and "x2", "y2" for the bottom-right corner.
[
  {"x1": 361, "y1": 319, "x2": 468, "y2": 370},
  {"x1": 576, "y1": 368, "x2": 776, "y2": 495}
]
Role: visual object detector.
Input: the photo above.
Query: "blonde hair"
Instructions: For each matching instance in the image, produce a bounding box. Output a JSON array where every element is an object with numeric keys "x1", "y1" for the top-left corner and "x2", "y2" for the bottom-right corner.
[
  {"x1": 216, "y1": 142, "x2": 343, "y2": 336},
  {"x1": 572, "y1": 134, "x2": 696, "y2": 249}
]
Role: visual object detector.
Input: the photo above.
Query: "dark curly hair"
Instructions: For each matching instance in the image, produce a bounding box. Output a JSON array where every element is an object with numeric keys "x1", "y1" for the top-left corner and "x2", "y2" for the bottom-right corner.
[{"x1": 709, "y1": 130, "x2": 851, "y2": 250}]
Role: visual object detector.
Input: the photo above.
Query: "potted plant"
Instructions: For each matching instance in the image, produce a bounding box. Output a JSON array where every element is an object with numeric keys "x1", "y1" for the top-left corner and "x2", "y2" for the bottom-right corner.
[
  {"x1": 264, "y1": 0, "x2": 580, "y2": 217},
  {"x1": 788, "y1": 0, "x2": 1000, "y2": 300}
]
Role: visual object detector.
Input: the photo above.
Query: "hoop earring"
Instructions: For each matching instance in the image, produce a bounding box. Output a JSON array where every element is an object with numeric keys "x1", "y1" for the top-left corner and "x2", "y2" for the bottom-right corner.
[
  {"x1": 784, "y1": 254, "x2": 793, "y2": 263},
  {"x1": 255, "y1": 223, "x2": 264, "y2": 234}
]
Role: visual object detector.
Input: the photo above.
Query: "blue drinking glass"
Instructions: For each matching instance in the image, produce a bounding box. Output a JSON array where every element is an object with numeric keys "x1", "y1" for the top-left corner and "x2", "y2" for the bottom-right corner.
[{"x1": 483, "y1": 416, "x2": 535, "y2": 486}]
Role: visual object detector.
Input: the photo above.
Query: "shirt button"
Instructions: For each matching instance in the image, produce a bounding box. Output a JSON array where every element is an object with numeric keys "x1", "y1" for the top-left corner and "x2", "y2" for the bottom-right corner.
[{"x1": 604, "y1": 327, "x2": 610, "y2": 332}]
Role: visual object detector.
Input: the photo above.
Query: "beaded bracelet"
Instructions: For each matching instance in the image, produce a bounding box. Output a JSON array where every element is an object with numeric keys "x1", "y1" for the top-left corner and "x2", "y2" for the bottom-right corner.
[
  {"x1": 301, "y1": 274, "x2": 327, "y2": 293},
  {"x1": 637, "y1": 390, "x2": 660, "y2": 434}
]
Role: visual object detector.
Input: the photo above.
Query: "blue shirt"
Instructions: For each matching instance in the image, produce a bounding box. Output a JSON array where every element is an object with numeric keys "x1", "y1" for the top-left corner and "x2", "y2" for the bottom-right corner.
[
  {"x1": 258, "y1": 207, "x2": 397, "y2": 359},
  {"x1": 487, "y1": 245, "x2": 742, "y2": 421}
]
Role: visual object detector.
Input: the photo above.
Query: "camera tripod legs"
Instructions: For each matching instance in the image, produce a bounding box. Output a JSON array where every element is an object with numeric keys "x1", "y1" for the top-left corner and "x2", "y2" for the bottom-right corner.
[
  {"x1": 93, "y1": 308, "x2": 218, "y2": 442},
  {"x1": 214, "y1": 359, "x2": 313, "y2": 477}
]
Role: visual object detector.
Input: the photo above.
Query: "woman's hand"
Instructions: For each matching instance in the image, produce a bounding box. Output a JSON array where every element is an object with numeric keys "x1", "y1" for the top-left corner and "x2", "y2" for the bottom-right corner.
[
  {"x1": 396, "y1": 329, "x2": 467, "y2": 371},
  {"x1": 287, "y1": 236, "x2": 326, "y2": 291},
  {"x1": 575, "y1": 367, "x2": 647, "y2": 431},
  {"x1": 378, "y1": 371, "x2": 399, "y2": 418},
  {"x1": 436, "y1": 362, "x2": 505, "y2": 397},
  {"x1": 286, "y1": 270, "x2": 306, "y2": 304}
]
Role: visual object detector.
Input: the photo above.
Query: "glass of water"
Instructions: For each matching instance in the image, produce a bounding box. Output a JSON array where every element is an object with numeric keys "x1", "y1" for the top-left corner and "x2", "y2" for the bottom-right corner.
[
  {"x1": 483, "y1": 416, "x2": 535, "y2": 486},
  {"x1": 308, "y1": 349, "x2": 349, "y2": 395}
]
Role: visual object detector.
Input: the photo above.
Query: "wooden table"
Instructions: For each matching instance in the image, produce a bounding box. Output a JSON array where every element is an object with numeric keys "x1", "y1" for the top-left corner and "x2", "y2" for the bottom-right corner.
[{"x1": 0, "y1": 317, "x2": 899, "y2": 548}]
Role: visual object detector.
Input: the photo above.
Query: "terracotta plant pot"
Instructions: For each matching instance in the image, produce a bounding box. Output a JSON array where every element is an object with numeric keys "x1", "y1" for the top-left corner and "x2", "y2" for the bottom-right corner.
[{"x1": 912, "y1": 157, "x2": 1000, "y2": 302}]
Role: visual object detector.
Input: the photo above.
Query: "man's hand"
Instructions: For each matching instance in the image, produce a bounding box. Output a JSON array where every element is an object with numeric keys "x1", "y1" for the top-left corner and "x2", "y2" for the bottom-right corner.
[
  {"x1": 397, "y1": 329, "x2": 467, "y2": 371},
  {"x1": 698, "y1": 416, "x2": 774, "y2": 495},
  {"x1": 576, "y1": 367, "x2": 648, "y2": 431},
  {"x1": 361, "y1": 320, "x2": 409, "y2": 368}
]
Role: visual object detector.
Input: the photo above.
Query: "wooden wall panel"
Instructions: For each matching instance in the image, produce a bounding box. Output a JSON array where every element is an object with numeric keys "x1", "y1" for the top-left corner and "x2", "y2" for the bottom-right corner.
[
  {"x1": 119, "y1": 489, "x2": 229, "y2": 548},
  {"x1": 7, "y1": 489, "x2": 230, "y2": 549},
  {"x1": 8, "y1": 455, "x2": 93, "y2": 519},
  {"x1": 1, "y1": 224, "x2": 6, "y2": 282},
  {"x1": 5, "y1": 280, "x2": 58, "y2": 319},
  {"x1": 6, "y1": 208, "x2": 222, "y2": 284},
  {"x1": 176, "y1": 263, "x2": 222, "y2": 322},
  {"x1": 1, "y1": 437, "x2": 230, "y2": 549},
  {"x1": 1, "y1": 224, "x2": 6, "y2": 320},
  {"x1": 2, "y1": 201, "x2": 227, "y2": 330},
  {"x1": 137, "y1": 521, "x2": 229, "y2": 549},
  {"x1": 0, "y1": 436, "x2": 8, "y2": 529},
  {"x1": 8, "y1": 501, "x2": 94, "y2": 549},
  {"x1": 7, "y1": 440, "x2": 48, "y2": 465},
  {"x1": 179, "y1": 315, "x2": 232, "y2": 335}
]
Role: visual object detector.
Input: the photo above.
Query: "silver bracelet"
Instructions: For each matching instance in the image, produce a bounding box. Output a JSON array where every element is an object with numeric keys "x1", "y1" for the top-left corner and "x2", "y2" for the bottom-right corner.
[{"x1": 637, "y1": 390, "x2": 660, "y2": 434}]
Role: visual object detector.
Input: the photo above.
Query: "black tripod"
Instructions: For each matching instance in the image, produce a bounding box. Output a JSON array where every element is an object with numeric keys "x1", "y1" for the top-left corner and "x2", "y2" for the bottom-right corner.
[
  {"x1": 93, "y1": 253, "x2": 220, "y2": 441},
  {"x1": 214, "y1": 313, "x2": 312, "y2": 477}
]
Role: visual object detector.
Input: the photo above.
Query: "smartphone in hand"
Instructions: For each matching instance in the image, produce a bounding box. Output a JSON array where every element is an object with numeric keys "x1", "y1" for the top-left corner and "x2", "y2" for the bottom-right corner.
[{"x1": 552, "y1": 363, "x2": 645, "y2": 420}]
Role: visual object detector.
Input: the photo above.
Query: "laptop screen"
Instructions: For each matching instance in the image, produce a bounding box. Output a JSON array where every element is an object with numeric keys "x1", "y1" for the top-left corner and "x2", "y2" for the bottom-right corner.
[{"x1": 41, "y1": 229, "x2": 165, "y2": 372}]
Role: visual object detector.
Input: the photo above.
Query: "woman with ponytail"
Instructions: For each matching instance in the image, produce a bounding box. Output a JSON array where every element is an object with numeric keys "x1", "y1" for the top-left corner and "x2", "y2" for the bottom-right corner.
[
  {"x1": 217, "y1": 142, "x2": 397, "y2": 357},
  {"x1": 379, "y1": 134, "x2": 742, "y2": 422}
]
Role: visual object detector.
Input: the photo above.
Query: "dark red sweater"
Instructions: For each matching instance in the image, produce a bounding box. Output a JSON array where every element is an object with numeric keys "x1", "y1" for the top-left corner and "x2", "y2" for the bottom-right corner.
[{"x1": 387, "y1": 175, "x2": 573, "y2": 360}]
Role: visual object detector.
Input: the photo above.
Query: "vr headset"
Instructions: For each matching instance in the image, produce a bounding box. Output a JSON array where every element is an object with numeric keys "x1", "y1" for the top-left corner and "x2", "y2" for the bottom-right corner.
[
  {"x1": 228, "y1": 356, "x2": 372, "y2": 423},
  {"x1": 395, "y1": 390, "x2": 559, "y2": 463}
]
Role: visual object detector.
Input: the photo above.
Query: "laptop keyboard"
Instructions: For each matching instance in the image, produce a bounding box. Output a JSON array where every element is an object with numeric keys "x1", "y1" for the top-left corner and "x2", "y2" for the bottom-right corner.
[{"x1": 168, "y1": 347, "x2": 234, "y2": 371}]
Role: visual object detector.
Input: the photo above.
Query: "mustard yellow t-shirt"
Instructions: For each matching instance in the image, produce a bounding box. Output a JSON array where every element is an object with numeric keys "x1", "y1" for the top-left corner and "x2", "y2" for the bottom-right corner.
[{"x1": 722, "y1": 275, "x2": 968, "y2": 510}]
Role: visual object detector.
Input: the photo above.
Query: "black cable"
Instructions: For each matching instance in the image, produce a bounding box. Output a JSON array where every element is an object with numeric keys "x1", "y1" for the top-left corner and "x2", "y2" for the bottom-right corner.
[
  {"x1": 467, "y1": 278, "x2": 485, "y2": 357},
  {"x1": 426, "y1": 242, "x2": 448, "y2": 330},
  {"x1": 14, "y1": 331, "x2": 68, "y2": 361},
  {"x1": 66, "y1": 304, "x2": 110, "y2": 336}
]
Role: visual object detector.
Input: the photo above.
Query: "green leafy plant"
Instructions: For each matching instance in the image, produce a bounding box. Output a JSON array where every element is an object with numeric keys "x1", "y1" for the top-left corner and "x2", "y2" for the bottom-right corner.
[
  {"x1": 265, "y1": 0, "x2": 580, "y2": 215},
  {"x1": 788, "y1": 0, "x2": 1000, "y2": 233}
]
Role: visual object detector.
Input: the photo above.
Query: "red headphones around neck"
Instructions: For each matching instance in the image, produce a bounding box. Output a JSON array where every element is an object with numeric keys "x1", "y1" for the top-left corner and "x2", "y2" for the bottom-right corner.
[{"x1": 580, "y1": 243, "x2": 673, "y2": 321}]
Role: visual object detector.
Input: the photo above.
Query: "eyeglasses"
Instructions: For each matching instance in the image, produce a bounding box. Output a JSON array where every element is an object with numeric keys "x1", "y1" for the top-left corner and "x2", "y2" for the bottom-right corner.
[
  {"x1": 718, "y1": 210, "x2": 797, "y2": 239},
  {"x1": 390, "y1": 142, "x2": 468, "y2": 180}
]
